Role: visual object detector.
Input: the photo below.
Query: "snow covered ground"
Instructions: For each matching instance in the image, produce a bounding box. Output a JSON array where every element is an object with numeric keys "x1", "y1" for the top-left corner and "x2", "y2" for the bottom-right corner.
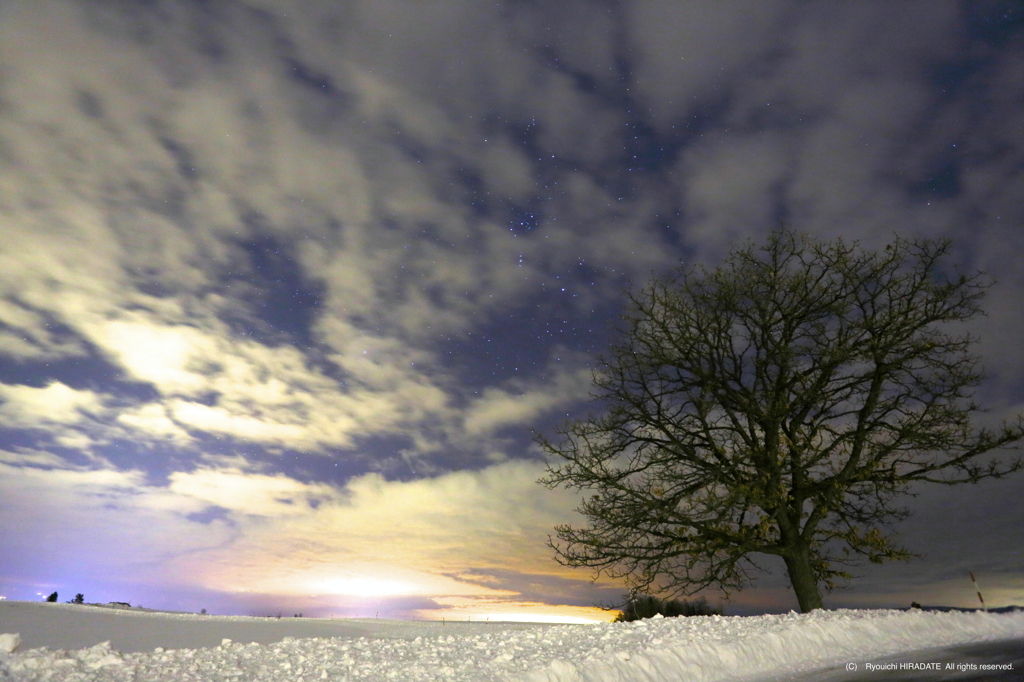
[{"x1": 1, "y1": 601, "x2": 1022, "y2": 681}]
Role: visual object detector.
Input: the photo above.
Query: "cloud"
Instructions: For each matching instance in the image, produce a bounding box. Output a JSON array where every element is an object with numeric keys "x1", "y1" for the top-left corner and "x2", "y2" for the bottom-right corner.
[
  {"x1": 0, "y1": 449, "x2": 605, "y2": 612},
  {"x1": 0, "y1": 382, "x2": 106, "y2": 428},
  {"x1": 0, "y1": 382, "x2": 114, "y2": 451},
  {"x1": 676, "y1": 132, "x2": 792, "y2": 251},
  {"x1": 169, "y1": 468, "x2": 338, "y2": 518},
  {"x1": 0, "y1": 0, "x2": 641, "y2": 467},
  {"x1": 464, "y1": 368, "x2": 592, "y2": 437},
  {"x1": 0, "y1": 300, "x2": 87, "y2": 361},
  {"x1": 116, "y1": 404, "x2": 194, "y2": 445},
  {"x1": 0, "y1": 456, "x2": 227, "y2": 585},
  {"x1": 166, "y1": 458, "x2": 592, "y2": 599},
  {"x1": 625, "y1": 1, "x2": 793, "y2": 129}
]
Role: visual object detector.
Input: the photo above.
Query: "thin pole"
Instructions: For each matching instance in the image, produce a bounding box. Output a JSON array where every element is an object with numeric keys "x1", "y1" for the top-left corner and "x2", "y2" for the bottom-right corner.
[{"x1": 969, "y1": 572, "x2": 987, "y2": 612}]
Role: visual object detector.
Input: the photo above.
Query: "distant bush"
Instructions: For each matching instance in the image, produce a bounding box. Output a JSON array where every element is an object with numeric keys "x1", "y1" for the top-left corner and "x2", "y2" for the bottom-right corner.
[
  {"x1": 614, "y1": 594, "x2": 722, "y2": 622},
  {"x1": 72, "y1": 594, "x2": 84, "y2": 604},
  {"x1": 46, "y1": 592, "x2": 58, "y2": 603}
]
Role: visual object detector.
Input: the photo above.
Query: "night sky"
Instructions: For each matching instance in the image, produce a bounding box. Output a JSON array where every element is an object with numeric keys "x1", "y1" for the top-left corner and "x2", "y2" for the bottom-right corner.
[{"x1": 0, "y1": 1, "x2": 1021, "y2": 621}]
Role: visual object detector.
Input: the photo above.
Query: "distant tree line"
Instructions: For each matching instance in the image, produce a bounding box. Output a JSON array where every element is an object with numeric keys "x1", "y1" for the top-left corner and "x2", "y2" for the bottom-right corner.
[{"x1": 43, "y1": 592, "x2": 85, "y2": 604}]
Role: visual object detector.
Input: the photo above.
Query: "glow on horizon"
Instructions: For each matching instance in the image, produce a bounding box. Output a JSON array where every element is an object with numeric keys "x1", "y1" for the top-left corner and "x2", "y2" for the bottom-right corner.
[
  {"x1": 467, "y1": 612, "x2": 608, "y2": 625},
  {"x1": 236, "y1": 563, "x2": 516, "y2": 603},
  {"x1": 415, "y1": 600, "x2": 616, "y2": 624},
  {"x1": 307, "y1": 576, "x2": 421, "y2": 598}
]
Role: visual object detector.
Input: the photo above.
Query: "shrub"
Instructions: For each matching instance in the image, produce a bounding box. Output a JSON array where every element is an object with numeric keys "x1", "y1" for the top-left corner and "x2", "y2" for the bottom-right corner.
[
  {"x1": 73, "y1": 594, "x2": 84, "y2": 604},
  {"x1": 614, "y1": 594, "x2": 722, "y2": 622},
  {"x1": 46, "y1": 592, "x2": 58, "y2": 602}
]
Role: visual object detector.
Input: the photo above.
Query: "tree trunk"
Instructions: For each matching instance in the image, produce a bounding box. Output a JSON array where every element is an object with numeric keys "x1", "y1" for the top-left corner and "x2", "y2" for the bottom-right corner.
[{"x1": 783, "y1": 547, "x2": 823, "y2": 612}]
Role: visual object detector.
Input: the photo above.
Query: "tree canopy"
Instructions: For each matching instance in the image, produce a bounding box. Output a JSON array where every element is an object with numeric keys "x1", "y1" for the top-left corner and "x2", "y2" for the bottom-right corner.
[{"x1": 539, "y1": 231, "x2": 1023, "y2": 612}]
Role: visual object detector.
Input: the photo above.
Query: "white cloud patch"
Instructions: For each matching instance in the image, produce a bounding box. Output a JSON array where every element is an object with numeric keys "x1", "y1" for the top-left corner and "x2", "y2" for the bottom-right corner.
[
  {"x1": 169, "y1": 468, "x2": 337, "y2": 518},
  {"x1": 0, "y1": 382, "x2": 106, "y2": 428},
  {"x1": 116, "y1": 404, "x2": 194, "y2": 445},
  {"x1": 464, "y1": 368, "x2": 592, "y2": 437}
]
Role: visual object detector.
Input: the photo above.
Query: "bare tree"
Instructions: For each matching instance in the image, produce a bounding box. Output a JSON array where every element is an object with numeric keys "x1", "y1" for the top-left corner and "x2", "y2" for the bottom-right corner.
[{"x1": 539, "y1": 231, "x2": 1022, "y2": 612}]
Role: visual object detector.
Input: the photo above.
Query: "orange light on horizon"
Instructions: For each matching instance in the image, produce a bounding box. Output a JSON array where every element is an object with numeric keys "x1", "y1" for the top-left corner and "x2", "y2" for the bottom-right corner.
[{"x1": 415, "y1": 598, "x2": 616, "y2": 624}]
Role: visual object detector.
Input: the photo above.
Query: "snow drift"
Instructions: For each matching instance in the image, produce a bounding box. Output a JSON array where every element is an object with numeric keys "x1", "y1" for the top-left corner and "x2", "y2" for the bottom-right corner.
[{"x1": 1, "y1": 602, "x2": 1022, "y2": 681}]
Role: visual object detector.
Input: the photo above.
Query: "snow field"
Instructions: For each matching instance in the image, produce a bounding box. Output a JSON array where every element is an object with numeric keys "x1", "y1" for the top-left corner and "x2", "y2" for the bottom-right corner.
[{"x1": 1, "y1": 608, "x2": 1022, "y2": 681}]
